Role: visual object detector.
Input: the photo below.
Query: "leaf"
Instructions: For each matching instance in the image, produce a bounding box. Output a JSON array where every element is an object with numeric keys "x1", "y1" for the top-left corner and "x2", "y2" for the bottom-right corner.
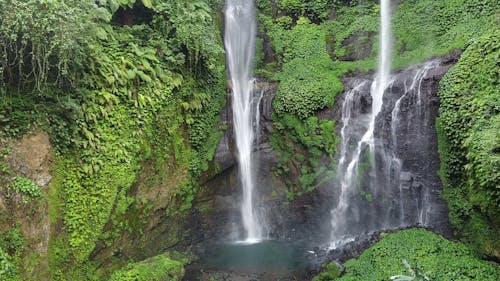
[
  {"x1": 126, "y1": 69, "x2": 136, "y2": 80},
  {"x1": 95, "y1": 26, "x2": 108, "y2": 40},
  {"x1": 141, "y1": 0, "x2": 154, "y2": 9},
  {"x1": 108, "y1": 0, "x2": 120, "y2": 13},
  {"x1": 136, "y1": 71, "x2": 152, "y2": 83}
]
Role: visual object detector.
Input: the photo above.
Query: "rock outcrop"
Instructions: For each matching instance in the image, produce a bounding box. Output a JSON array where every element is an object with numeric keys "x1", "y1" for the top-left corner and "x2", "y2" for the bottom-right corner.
[{"x1": 0, "y1": 130, "x2": 52, "y2": 280}]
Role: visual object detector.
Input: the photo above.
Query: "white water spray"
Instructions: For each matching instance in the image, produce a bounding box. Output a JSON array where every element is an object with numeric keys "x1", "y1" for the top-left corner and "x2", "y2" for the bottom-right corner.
[{"x1": 224, "y1": 0, "x2": 263, "y2": 242}]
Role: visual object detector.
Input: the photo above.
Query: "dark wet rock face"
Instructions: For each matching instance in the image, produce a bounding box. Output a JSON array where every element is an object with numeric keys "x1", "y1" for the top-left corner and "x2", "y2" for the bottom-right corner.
[
  {"x1": 213, "y1": 98, "x2": 236, "y2": 174},
  {"x1": 321, "y1": 57, "x2": 457, "y2": 243},
  {"x1": 374, "y1": 55, "x2": 458, "y2": 236}
]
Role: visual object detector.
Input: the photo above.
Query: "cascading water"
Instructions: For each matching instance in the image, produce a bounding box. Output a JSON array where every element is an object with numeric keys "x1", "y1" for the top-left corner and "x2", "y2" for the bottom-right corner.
[
  {"x1": 224, "y1": 0, "x2": 264, "y2": 242},
  {"x1": 330, "y1": 0, "x2": 393, "y2": 248},
  {"x1": 389, "y1": 60, "x2": 439, "y2": 226}
]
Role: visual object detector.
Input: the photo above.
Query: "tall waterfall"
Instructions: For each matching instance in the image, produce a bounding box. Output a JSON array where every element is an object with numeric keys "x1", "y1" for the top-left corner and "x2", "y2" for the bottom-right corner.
[
  {"x1": 224, "y1": 0, "x2": 263, "y2": 242},
  {"x1": 330, "y1": 0, "x2": 393, "y2": 248}
]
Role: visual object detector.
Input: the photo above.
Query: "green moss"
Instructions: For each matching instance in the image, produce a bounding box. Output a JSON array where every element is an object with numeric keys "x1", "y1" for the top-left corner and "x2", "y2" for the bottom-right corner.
[
  {"x1": 327, "y1": 229, "x2": 500, "y2": 281},
  {"x1": 313, "y1": 261, "x2": 342, "y2": 281},
  {"x1": 437, "y1": 28, "x2": 500, "y2": 256}
]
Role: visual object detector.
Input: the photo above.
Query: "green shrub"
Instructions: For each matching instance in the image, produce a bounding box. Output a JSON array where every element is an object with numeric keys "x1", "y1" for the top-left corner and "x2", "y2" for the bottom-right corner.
[
  {"x1": 274, "y1": 57, "x2": 342, "y2": 118},
  {"x1": 0, "y1": 227, "x2": 25, "y2": 257},
  {"x1": 437, "y1": 27, "x2": 500, "y2": 256},
  {"x1": 277, "y1": 0, "x2": 304, "y2": 17},
  {"x1": 330, "y1": 229, "x2": 500, "y2": 281},
  {"x1": 107, "y1": 254, "x2": 185, "y2": 281},
  {"x1": 0, "y1": 247, "x2": 19, "y2": 281},
  {"x1": 313, "y1": 261, "x2": 342, "y2": 281}
]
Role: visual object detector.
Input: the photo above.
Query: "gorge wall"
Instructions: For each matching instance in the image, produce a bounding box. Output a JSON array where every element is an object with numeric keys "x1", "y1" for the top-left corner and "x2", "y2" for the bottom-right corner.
[{"x1": 192, "y1": 53, "x2": 459, "y2": 248}]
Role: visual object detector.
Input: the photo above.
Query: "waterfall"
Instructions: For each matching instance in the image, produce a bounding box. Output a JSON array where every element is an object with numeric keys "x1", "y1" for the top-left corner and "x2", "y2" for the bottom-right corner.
[
  {"x1": 329, "y1": 0, "x2": 393, "y2": 248},
  {"x1": 224, "y1": 0, "x2": 264, "y2": 242}
]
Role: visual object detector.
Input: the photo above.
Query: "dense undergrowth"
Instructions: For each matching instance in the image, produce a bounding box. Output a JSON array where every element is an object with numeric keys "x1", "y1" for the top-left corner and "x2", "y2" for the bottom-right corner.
[
  {"x1": 437, "y1": 28, "x2": 500, "y2": 257},
  {"x1": 107, "y1": 253, "x2": 186, "y2": 281},
  {"x1": 0, "y1": 0, "x2": 225, "y2": 280},
  {"x1": 315, "y1": 229, "x2": 500, "y2": 281},
  {"x1": 257, "y1": 0, "x2": 498, "y2": 198}
]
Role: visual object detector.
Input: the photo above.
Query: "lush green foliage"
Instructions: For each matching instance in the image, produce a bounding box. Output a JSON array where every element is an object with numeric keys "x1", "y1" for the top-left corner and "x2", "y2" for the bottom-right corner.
[
  {"x1": 0, "y1": 0, "x2": 498, "y2": 279},
  {"x1": 0, "y1": 227, "x2": 25, "y2": 257},
  {"x1": 267, "y1": 17, "x2": 343, "y2": 118},
  {"x1": 260, "y1": 15, "x2": 344, "y2": 120},
  {"x1": 0, "y1": 227, "x2": 25, "y2": 281},
  {"x1": 437, "y1": 28, "x2": 500, "y2": 256},
  {"x1": 0, "y1": 247, "x2": 20, "y2": 281},
  {"x1": 274, "y1": 0, "x2": 357, "y2": 22},
  {"x1": 258, "y1": 0, "x2": 499, "y2": 78},
  {"x1": 274, "y1": 57, "x2": 341, "y2": 119},
  {"x1": 392, "y1": 0, "x2": 499, "y2": 67},
  {"x1": 258, "y1": 14, "x2": 343, "y2": 194},
  {"x1": 1, "y1": 0, "x2": 225, "y2": 280},
  {"x1": 107, "y1": 254, "x2": 185, "y2": 281},
  {"x1": 7, "y1": 177, "x2": 42, "y2": 203},
  {"x1": 0, "y1": 0, "x2": 105, "y2": 91},
  {"x1": 327, "y1": 229, "x2": 500, "y2": 280}
]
